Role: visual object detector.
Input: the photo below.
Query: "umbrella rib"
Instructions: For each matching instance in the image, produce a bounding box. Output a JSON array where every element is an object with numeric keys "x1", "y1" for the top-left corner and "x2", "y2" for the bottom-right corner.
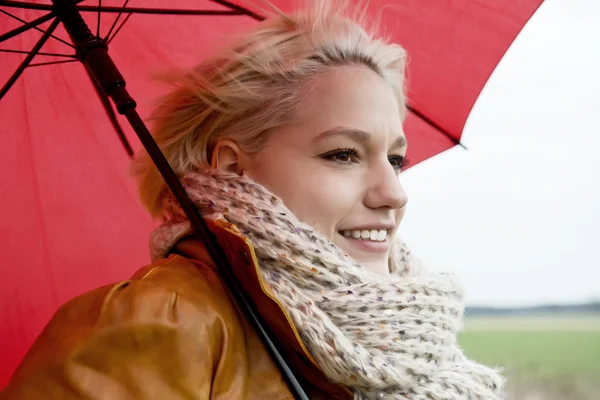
[
  {"x1": 0, "y1": 0, "x2": 79, "y2": 11},
  {"x1": 207, "y1": 0, "x2": 264, "y2": 21},
  {"x1": 77, "y1": 7, "x2": 245, "y2": 16},
  {"x1": 0, "y1": 9, "x2": 74, "y2": 49},
  {"x1": 0, "y1": 17, "x2": 60, "y2": 100},
  {"x1": 104, "y1": 0, "x2": 130, "y2": 41},
  {"x1": 407, "y1": 105, "x2": 467, "y2": 150},
  {"x1": 85, "y1": 68, "x2": 134, "y2": 157},
  {"x1": 27, "y1": 59, "x2": 78, "y2": 67},
  {"x1": 96, "y1": 0, "x2": 102, "y2": 38},
  {"x1": 0, "y1": 48, "x2": 76, "y2": 58},
  {"x1": 106, "y1": 12, "x2": 131, "y2": 45},
  {"x1": 1, "y1": 1, "x2": 248, "y2": 16}
]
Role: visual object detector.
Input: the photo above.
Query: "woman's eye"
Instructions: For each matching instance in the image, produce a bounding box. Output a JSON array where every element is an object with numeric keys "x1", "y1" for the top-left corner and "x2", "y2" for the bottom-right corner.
[
  {"x1": 322, "y1": 148, "x2": 360, "y2": 164},
  {"x1": 389, "y1": 156, "x2": 410, "y2": 171}
]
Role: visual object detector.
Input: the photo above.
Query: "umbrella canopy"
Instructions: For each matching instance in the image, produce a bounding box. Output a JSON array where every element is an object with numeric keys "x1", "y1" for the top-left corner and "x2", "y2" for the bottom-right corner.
[{"x1": 0, "y1": 0, "x2": 542, "y2": 385}]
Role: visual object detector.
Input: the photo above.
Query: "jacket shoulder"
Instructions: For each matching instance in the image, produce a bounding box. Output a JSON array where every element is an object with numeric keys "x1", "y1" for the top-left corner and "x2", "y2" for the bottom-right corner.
[{"x1": 2, "y1": 255, "x2": 247, "y2": 400}]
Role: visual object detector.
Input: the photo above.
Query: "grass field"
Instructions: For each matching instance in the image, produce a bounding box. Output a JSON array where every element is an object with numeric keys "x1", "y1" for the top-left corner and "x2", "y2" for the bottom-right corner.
[{"x1": 458, "y1": 314, "x2": 600, "y2": 399}]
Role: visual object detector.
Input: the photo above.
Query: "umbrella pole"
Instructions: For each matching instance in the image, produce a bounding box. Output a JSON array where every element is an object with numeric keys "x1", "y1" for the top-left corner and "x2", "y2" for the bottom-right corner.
[{"x1": 49, "y1": 0, "x2": 310, "y2": 398}]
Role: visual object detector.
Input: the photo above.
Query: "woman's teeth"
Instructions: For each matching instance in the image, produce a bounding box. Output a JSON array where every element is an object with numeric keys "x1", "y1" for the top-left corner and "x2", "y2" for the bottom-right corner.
[{"x1": 341, "y1": 229, "x2": 388, "y2": 242}]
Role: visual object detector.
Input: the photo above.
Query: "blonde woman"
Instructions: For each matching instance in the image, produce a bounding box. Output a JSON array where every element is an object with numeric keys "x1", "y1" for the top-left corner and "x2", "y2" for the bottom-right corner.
[{"x1": 2, "y1": 1, "x2": 504, "y2": 399}]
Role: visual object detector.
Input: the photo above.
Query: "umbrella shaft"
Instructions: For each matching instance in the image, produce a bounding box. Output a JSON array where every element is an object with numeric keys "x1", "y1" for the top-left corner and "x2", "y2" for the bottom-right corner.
[{"x1": 47, "y1": 0, "x2": 310, "y2": 398}]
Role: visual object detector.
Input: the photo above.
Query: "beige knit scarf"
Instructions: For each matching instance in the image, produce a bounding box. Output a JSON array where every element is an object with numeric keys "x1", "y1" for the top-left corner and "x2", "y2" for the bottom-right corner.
[{"x1": 150, "y1": 169, "x2": 505, "y2": 400}]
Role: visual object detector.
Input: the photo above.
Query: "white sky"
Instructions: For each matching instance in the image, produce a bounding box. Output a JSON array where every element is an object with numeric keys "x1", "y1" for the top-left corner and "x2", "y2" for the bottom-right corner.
[{"x1": 399, "y1": 0, "x2": 600, "y2": 307}]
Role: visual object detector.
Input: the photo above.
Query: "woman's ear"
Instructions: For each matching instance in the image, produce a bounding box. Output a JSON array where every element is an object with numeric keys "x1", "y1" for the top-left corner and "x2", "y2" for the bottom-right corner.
[{"x1": 210, "y1": 139, "x2": 247, "y2": 175}]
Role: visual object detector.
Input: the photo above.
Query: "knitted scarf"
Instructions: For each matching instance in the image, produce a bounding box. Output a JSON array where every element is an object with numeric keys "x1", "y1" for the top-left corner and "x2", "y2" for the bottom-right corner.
[{"x1": 150, "y1": 169, "x2": 505, "y2": 400}]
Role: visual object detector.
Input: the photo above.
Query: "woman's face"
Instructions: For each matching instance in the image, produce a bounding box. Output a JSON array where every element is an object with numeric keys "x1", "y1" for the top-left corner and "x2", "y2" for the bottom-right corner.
[{"x1": 239, "y1": 67, "x2": 408, "y2": 275}]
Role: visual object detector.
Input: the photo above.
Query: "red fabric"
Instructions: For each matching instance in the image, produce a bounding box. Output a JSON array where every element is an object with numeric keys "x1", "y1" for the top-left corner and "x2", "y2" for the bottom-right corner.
[{"x1": 0, "y1": 0, "x2": 541, "y2": 385}]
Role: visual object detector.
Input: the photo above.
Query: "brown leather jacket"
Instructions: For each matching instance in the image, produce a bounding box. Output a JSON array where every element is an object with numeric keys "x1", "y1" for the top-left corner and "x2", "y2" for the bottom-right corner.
[{"x1": 1, "y1": 219, "x2": 352, "y2": 399}]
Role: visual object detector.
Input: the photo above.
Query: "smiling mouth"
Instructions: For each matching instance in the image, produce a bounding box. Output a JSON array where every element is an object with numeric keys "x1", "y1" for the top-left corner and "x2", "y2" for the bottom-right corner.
[
  {"x1": 337, "y1": 230, "x2": 391, "y2": 253},
  {"x1": 338, "y1": 229, "x2": 389, "y2": 242}
]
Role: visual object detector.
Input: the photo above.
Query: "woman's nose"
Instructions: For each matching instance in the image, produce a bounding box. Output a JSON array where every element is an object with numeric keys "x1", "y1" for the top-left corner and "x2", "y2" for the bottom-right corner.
[{"x1": 364, "y1": 163, "x2": 408, "y2": 210}]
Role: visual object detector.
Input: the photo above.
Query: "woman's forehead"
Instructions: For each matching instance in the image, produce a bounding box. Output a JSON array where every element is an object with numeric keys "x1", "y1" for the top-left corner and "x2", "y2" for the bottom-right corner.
[{"x1": 289, "y1": 67, "x2": 406, "y2": 146}]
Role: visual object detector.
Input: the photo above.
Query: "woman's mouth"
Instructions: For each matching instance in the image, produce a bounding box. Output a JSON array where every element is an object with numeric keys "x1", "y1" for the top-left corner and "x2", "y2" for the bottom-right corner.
[
  {"x1": 338, "y1": 229, "x2": 390, "y2": 253},
  {"x1": 340, "y1": 229, "x2": 388, "y2": 241}
]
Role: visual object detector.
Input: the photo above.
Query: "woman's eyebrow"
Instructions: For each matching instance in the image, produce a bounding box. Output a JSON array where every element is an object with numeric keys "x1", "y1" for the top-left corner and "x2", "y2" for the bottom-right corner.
[
  {"x1": 313, "y1": 127, "x2": 371, "y2": 145},
  {"x1": 313, "y1": 127, "x2": 407, "y2": 148},
  {"x1": 391, "y1": 135, "x2": 407, "y2": 149}
]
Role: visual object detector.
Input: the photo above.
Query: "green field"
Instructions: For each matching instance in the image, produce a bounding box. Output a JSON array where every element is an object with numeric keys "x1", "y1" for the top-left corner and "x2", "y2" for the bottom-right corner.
[{"x1": 458, "y1": 314, "x2": 600, "y2": 399}]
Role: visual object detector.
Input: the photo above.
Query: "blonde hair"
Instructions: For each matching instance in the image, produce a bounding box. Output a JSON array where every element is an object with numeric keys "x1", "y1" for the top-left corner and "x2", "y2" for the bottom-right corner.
[{"x1": 132, "y1": 0, "x2": 407, "y2": 218}]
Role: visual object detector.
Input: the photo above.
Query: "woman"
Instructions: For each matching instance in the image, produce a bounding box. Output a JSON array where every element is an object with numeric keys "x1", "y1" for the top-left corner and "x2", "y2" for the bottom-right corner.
[{"x1": 1, "y1": 1, "x2": 504, "y2": 399}]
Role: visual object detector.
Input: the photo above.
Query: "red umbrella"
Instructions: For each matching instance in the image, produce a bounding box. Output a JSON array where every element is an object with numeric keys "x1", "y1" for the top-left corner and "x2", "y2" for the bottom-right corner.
[{"x1": 0, "y1": 0, "x2": 542, "y2": 386}]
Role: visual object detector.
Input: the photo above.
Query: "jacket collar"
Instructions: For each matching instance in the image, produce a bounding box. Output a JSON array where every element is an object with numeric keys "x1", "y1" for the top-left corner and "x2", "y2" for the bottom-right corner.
[{"x1": 171, "y1": 218, "x2": 352, "y2": 399}]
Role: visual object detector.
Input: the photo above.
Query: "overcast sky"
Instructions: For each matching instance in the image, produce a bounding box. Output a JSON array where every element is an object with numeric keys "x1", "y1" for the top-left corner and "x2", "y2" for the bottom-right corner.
[{"x1": 399, "y1": 0, "x2": 600, "y2": 307}]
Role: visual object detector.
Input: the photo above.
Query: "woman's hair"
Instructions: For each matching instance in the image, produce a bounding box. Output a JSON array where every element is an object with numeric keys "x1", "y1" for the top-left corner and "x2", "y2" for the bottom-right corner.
[{"x1": 132, "y1": 0, "x2": 407, "y2": 218}]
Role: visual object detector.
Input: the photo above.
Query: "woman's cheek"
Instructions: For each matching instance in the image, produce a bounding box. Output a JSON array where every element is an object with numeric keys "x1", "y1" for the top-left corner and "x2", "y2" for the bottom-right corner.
[{"x1": 310, "y1": 176, "x2": 358, "y2": 228}]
